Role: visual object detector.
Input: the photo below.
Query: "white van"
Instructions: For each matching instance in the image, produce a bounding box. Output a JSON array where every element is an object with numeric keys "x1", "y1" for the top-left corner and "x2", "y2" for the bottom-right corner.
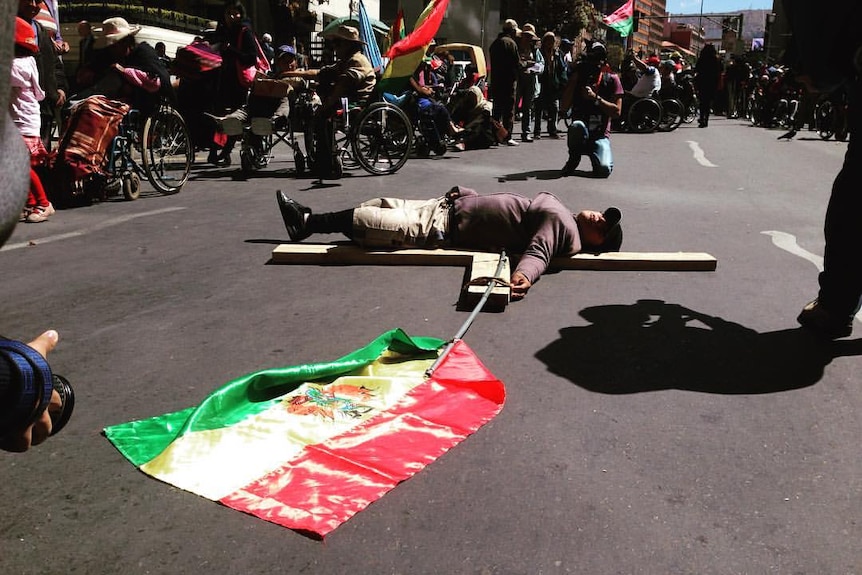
[{"x1": 61, "y1": 22, "x2": 197, "y2": 67}]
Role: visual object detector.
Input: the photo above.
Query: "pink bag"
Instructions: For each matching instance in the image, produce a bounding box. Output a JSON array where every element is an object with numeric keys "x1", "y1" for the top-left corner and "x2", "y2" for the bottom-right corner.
[{"x1": 236, "y1": 27, "x2": 271, "y2": 88}]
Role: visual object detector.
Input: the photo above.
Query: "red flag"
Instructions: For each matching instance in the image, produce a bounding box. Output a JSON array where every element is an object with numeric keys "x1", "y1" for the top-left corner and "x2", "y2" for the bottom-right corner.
[{"x1": 385, "y1": 0, "x2": 450, "y2": 59}]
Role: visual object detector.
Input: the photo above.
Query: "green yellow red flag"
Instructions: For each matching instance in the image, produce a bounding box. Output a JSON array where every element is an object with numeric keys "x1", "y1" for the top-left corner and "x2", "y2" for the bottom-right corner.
[
  {"x1": 104, "y1": 329, "x2": 505, "y2": 537},
  {"x1": 378, "y1": 0, "x2": 450, "y2": 94}
]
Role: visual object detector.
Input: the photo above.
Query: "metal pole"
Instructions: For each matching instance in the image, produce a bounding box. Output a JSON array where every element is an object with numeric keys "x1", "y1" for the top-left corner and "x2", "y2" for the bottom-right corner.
[
  {"x1": 425, "y1": 250, "x2": 508, "y2": 378},
  {"x1": 697, "y1": 0, "x2": 704, "y2": 54}
]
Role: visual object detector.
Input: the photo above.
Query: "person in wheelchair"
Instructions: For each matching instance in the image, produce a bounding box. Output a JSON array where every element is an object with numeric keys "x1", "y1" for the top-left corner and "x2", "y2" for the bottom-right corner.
[
  {"x1": 408, "y1": 55, "x2": 464, "y2": 155},
  {"x1": 290, "y1": 24, "x2": 376, "y2": 176},
  {"x1": 214, "y1": 45, "x2": 306, "y2": 138},
  {"x1": 619, "y1": 53, "x2": 662, "y2": 122},
  {"x1": 71, "y1": 17, "x2": 173, "y2": 117}
]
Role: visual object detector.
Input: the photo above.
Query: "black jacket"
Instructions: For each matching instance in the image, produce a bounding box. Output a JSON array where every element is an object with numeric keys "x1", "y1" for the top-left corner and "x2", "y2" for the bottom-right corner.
[{"x1": 33, "y1": 21, "x2": 69, "y2": 112}]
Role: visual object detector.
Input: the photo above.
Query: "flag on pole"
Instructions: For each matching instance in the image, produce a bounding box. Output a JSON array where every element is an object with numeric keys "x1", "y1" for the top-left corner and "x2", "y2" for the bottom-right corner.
[
  {"x1": 378, "y1": 0, "x2": 450, "y2": 94},
  {"x1": 358, "y1": 0, "x2": 383, "y2": 72},
  {"x1": 390, "y1": 5, "x2": 406, "y2": 46},
  {"x1": 603, "y1": 0, "x2": 635, "y2": 37},
  {"x1": 104, "y1": 329, "x2": 505, "y2": 538}
]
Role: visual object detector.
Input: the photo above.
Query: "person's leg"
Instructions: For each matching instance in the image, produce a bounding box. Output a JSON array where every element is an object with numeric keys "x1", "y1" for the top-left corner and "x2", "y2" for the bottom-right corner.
[
  {"x1": 351, "y1": 197, "x2": 449, "y2": 247},
  {"x1": 798, "y1": 84, "x2": 862, "y2": 337},
  {"x1": 547, "y1": 96, "x2": 560, "y2": 137},
  {"x1": 520, "y1": 88, "x2": 534, "y2": 141},
  {"x1": 699, "y1": 95, "x2": 711, "y2": 126},
  {"x1": 532, "y1": 95, "x2": 544, "y2": 138},
  {"x1": 501, "y1": 86, "x2": 517, "y2": 142},
  {"x1": 25, "y1": 169, "x2": 54, "y2": 223},
  {"x1": 587, "y1": 137, "x2": 613, "y2": 178},
  {"x1": 562, "y1": 120, "x2": 588, "y2": 175}
]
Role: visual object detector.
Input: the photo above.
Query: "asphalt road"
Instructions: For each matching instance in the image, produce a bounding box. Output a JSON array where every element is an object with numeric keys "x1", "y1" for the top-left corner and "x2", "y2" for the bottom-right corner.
[{"x1": 1, "y1": 117, "x2": 860, "y2": 575}]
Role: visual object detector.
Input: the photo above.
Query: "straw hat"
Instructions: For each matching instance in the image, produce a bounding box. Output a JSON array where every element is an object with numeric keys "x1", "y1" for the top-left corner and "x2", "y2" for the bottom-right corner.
[
  {"x1": 320, "y1": 24, "x2": 364, "y2": 44},
  {"x1": 93, "y1": 17, "x2": 141, "y2": 49},
  {"x1": 502, "y1": 19, "x2": 520, "y2": 35},
  {"x1": 520, "y1": 23, "x2": 538, "y2": 41}
]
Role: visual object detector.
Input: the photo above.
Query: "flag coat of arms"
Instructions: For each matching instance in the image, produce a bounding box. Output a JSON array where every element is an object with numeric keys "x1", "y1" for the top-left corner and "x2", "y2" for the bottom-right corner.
[{"x1": 105, "y1": 330, "x2": 505, "y2": 537}]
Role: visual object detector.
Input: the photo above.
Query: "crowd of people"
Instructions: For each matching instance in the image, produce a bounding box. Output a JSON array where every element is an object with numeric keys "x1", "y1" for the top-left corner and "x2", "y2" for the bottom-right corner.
[{"x1": 8, "y1": 2, "x2": 855, "y2": 220}]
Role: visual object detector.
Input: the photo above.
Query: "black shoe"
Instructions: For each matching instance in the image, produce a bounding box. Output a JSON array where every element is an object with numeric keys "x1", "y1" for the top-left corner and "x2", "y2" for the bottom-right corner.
[
  {"x1": 276, "y1": 190, "x2": 311, "y2": 241},
  {"x1": 207, "y1": 148, "x2": 231, "y2": 167},
  {"x1": 797, "y1": 299, "x2": 853, "y2": 339}
]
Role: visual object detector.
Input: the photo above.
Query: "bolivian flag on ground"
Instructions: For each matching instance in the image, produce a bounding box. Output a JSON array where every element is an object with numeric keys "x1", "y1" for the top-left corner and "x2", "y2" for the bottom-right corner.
[
  {"x1": 104, "y1": 329, "x2": 505, "y2": 537},
  {"x1": 378, "y1": 0, "x2": 450, "y2": 95}
]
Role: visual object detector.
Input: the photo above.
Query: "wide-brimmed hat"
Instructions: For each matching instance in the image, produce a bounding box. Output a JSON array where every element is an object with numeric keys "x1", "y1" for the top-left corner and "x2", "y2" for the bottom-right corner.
[
  {"x1": 15, "y1": 17, "x2": 39, "y2": 54},
  {"x1": 520, "y1": 24, "x2": 539, "y2": 41},
  {"x1": 93, "y1": 17, "x2": 141, "y2": 49},
  {"x1": 320, "y1": 24, "x2": 364, "y2": 44},
  {"x1": 502, "y1": 19, "x2": 520, "y2": 35}
]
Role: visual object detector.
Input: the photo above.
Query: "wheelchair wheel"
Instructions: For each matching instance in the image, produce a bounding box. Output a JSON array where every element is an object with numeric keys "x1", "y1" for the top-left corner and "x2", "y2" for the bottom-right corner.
[
  {"x1": 657, "y1": 99, "x2": 684, "y2": 132},
  {"x1": 141, "y1": 105, "x2": 192, "y2": 194},
  {"x1": 627, "y1": 98, "x2": 661, "y2": 133},
  {"x1": 816, "y1": 101, "x2": 835, "y2": 140},
  {"x1": 351, "y1": 102, "x2": 413, "y2": 175},
  {"x1": 122, "y1": 172, "x2": 141, "y2": 201}
]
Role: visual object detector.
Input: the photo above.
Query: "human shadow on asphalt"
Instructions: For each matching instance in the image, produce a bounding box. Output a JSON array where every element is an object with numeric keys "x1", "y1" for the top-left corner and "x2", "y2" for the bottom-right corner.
[
  {"x1": 535, "y1": 299, "x2": 862, "y2": 394},
  {"x1": 497, "y1": 169, "x2": 568, "y2": 182}
]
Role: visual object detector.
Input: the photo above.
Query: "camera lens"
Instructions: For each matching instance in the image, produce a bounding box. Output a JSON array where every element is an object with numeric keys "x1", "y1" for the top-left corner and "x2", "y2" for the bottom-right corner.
[{"x1": 50, "y1": 374, "x2": 74, "y2": 436}]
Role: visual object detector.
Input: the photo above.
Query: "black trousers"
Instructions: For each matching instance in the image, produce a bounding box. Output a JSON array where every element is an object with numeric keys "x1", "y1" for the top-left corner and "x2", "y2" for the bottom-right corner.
[{"x1": 818, "y1": 76, "x2": 862, "y2": 316}]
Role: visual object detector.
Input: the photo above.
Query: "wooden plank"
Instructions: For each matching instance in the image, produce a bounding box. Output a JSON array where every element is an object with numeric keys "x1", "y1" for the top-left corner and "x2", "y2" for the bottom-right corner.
[
  {"x1": 463, "y1": 252, "x2": 511, "y2": 311},
  {"x1": 272, "y1": 244, "x2": 717, "y2": 272},
  {"x1": 271, "y1": 243, "x2": 483, "y2": 266},
  {"x1": 553, "y1": 251, "x2": 717, "y2": 272}
]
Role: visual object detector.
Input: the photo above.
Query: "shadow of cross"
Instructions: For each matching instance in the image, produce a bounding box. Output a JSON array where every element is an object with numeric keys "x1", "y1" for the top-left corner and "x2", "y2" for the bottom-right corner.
[{"x1": 270, "y1": 243, "x2": 717, "y2": 312}]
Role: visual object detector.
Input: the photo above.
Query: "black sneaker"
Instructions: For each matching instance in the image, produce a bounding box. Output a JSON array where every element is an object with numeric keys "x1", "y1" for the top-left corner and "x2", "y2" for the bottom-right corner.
[
  {"x1": 276, "y1": 190, "x2": 311, "y2": 241},
  {"x1": 797, "y1": 299, "x2": 853, "y2": 339}
]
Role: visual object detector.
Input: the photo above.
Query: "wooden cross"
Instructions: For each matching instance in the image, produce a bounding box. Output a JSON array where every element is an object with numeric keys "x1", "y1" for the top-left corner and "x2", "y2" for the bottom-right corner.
[{"x1": 271, "y1": 243, "x2": 717, "y2": 311}]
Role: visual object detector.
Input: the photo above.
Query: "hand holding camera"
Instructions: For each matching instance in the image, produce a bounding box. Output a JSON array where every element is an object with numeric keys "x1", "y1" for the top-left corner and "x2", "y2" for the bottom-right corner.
[{"x1": 0, "y1": 330, "x2": 74, "y2": 453}]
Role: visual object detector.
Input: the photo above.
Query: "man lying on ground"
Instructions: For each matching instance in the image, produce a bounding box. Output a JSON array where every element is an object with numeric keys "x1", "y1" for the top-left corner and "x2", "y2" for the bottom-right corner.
[{"x1": 276, "y1": 188, "x2": 622, "y2": 300}]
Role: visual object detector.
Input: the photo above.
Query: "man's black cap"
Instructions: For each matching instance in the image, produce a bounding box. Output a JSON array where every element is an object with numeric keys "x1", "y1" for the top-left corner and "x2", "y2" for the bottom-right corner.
[{"x1": 599, "y1": 207, "x2": 623, "y2": 252}]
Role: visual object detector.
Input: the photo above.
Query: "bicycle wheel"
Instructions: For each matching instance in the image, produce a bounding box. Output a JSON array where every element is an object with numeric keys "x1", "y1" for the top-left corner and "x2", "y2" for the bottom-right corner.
[
  {"x1": 141, "y1": 105, "x2": 192, "y2": 194},
  {"x1": 627, "y1": 98, "x2": 661, "y2": 133},
  {"x1": 657, "y1": 98, "x2": 684, "y2": 132},
  {"x1": 351, "y1": 102, "x2": 413, "y2": 175}
]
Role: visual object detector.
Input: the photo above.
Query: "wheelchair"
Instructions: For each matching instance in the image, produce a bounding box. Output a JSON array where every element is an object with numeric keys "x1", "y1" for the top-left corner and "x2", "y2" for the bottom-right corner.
[
  {"x1": 220, "y1": 81, "x2": 316, "y2": 176},
  {"x1": 304, "y1": 93, "x2": 414, "y2": 179},
  {"x1": 383, "y1": 88, "x2": 452, "y2": 157},
  {"x1": 620, "y1": 92, "x2": 684, "y2": 133},
  {"x1": 105, "y1": 101, "x2": 193, "y2": 198}
]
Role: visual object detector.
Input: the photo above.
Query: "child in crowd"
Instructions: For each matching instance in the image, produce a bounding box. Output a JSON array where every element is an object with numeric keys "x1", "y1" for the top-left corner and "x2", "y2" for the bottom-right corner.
[{"x1": 10, "y1": 17, "x2": 54, "y2": 223}]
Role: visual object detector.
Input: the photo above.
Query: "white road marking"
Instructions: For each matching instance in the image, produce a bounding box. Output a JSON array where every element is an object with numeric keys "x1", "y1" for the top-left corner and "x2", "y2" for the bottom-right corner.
[
  {"x1": 762, "y1": 230, "x2": 862, "y2": 323},
  {"x1": 1, "y1": 207, "x2": 186, "y2": 252},
  {"x1": 686, "y1": 140, "x2": 718, "y2": 167}
]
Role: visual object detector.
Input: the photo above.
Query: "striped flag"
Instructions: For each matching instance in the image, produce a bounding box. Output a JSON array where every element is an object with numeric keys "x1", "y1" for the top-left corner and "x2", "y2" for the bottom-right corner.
[
  {"x1": 358, "y1": 0, "x2": 383, "y2": 72},
  {"x1": 389, "y1": 5, "x2": 406, "y2": 50},
  {"x1": 378, "y1": 0, "x2": 450, "y2": 94},
  {"x1": 104, "y1": 329, "x2": 505, "y2": 537},
  {"x1": 603, "y1": 0, "x2": 635, "y2": 37}
]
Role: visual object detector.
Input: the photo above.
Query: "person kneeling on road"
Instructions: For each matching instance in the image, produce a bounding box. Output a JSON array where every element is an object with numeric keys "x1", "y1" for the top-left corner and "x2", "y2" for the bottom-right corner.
[
  {"x1": 559, "y1": 40, "x2": 623, "y2": 178},
  {"x1": 276, "y1": 188, "x2": 622, "y2": 300}
]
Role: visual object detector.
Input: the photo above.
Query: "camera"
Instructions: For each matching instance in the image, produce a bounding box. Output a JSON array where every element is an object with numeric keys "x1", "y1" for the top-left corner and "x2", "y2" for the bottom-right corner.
[{"x1": 0, "y1": 339, "x2": 74, "y2": 441}]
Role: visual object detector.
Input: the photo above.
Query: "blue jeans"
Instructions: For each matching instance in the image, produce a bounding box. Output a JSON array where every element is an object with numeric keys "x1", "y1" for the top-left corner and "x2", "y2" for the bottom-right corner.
[{"x1": 566, "y1": 121, "x2": 613, "y2": 178}]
